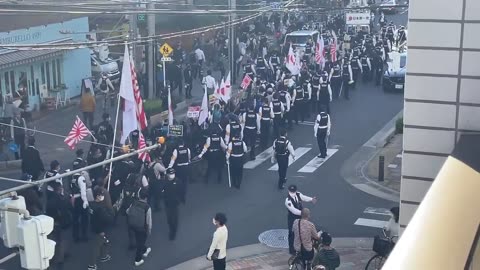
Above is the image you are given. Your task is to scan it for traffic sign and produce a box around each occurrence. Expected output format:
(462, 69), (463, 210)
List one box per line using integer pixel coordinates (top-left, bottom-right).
(137, 14), (146, 22)
(161, 57), (172, 62)
(159, 43), (173, 57)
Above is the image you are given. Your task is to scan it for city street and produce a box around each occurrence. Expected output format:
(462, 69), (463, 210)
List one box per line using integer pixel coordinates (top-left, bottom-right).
(0, 9), (407, 270)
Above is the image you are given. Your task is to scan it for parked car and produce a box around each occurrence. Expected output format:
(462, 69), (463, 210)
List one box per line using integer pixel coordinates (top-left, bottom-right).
(90, 51), (121, 83)
(383, 51), (407, 91)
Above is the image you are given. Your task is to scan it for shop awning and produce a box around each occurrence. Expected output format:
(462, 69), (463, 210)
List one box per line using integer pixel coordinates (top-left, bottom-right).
(0, 48), (65, 70)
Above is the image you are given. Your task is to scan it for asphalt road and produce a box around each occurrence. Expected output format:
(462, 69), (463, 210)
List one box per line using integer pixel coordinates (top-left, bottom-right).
(0, 10), (408, 270)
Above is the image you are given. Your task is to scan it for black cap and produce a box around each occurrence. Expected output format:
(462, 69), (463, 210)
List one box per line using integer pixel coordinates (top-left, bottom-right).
(288, 184), (297, 192)
(50, 160), (60, 170)
(321, 232), (332, 245)
(166, 168), (175, 175)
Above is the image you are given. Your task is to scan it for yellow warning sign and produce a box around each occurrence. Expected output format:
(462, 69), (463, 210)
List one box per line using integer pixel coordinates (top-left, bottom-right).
(159, 43), (173, 57)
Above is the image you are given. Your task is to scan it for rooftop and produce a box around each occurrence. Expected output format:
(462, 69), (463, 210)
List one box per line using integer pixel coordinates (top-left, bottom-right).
(0, 13), (85, 33)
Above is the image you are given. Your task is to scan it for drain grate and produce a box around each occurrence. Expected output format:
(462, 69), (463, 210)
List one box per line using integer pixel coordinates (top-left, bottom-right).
(258, 229), (289, 249)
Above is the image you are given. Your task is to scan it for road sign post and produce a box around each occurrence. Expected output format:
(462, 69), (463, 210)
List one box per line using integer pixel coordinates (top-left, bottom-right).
(159, 43), (174, 90)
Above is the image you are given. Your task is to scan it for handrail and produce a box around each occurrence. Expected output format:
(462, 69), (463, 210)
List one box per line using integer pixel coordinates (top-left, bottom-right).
(382, 134), (480, 269)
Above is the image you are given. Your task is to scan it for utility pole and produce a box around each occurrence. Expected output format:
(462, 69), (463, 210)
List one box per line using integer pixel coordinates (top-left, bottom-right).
(129, 12), (138, 64)
(228, 0), (237, 83)
(147, 1), (156, 98)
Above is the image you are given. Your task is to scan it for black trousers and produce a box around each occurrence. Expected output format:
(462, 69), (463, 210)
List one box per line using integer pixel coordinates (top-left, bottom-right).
(273, 114), (282, 138)
(176, 165), (190, 203)
(352, 69), (360, 88)
(134, 230), (148, 262)
(293, 100), (306, 123)
(82, 112), (94, 129)
(185, 81), (193, 97)
(72, 197), (89, 241)
(316, 129), (327, 157)
(206, 151), (224, 183)
(317, 99), (330, 115)
(331, 77), (341, 98)
(243, 128), (257, 159)
(276, 154), (289, 188)
(362, 67), (371, 82)
(229, 156), (244, 189)
(285, 110), (293, 129)
(14, 134), (25, 160)
(213, 258), (226, 270)
(165, 203), (179, 240)
(375, 67), (383, 86)
(341, 78), (351, 99)
(260, 119), (271, 148)
(148, 180), (163, 211)
(287, 216), (299, 255)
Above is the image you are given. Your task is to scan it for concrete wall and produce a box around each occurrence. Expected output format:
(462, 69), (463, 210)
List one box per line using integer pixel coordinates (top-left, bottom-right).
(400, 0), (480, 230)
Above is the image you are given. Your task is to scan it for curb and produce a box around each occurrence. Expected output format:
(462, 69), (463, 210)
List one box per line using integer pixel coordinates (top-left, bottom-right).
(341, 111), (403, 202)
(0, 159), (21, 170)
(166, 238), (372, 270)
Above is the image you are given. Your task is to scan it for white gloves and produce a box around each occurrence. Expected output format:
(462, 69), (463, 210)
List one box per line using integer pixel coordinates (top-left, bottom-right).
(83, 201), (89, 209)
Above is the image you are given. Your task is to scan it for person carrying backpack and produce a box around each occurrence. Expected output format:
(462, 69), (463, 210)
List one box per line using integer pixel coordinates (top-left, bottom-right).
(145, 156), (166, 211)
(122, 171), (148, 249)
(126, 188), (152, 267)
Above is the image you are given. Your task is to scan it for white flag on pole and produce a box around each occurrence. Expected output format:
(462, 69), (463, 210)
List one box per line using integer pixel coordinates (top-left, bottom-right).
(198, 85), (209, 126)
(119, 46), (138, 143)
(286, 44), (300, 75)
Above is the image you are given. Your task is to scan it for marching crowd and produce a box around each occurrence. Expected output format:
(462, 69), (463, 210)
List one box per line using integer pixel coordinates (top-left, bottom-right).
(10, 6), (407, 270)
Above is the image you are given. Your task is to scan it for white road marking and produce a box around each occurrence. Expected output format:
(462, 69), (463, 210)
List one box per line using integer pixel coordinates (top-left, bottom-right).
(298, 149), (339, 173)
(396, 154), (403, 158)
(363, 207), (392, 216)
(400, 9), (408, 14)
(244, 147), (273, 169)
(387, 164), (398, 169)
(299, 122), (315, 126)
(354, 218), (388, 229)
(268, 147), (311, 171)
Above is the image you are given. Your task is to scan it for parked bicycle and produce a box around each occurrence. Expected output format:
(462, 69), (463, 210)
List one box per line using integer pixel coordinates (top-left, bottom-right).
(365, 229), (397, 270)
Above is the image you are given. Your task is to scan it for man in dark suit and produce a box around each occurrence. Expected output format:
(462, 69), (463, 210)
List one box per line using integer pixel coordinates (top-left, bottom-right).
(21, 137), (44, 180)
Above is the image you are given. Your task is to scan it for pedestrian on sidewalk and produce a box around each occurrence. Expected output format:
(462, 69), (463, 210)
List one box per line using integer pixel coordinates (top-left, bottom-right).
(88, 186), (114, 270)
(207, 213), (228, 270)
(286, 185), (317, 255)
(312, 232), (340, 270)
(80, 87), (96, 129)
(293, 208), (320, 270)
(21, 137), (44, 181)
(126, 188), (152, 267)
(313, 108), (331, 159)
(10, 110), (26, 160)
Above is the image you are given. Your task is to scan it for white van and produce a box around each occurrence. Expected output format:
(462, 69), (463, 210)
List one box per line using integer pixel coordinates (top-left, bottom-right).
(90, 51), (121, 83)
(284, 30), (319, 52)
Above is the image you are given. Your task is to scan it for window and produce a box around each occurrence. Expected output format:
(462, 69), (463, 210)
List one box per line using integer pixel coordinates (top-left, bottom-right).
(4, 72), (10, 94)
(52, 60), (57, 88)
(9, 71), (15, 94)
(30, 66), (35, 96)
(56, 59), (62, 85)
(41, 63), (45, 85)
(46, 62), (51, 90)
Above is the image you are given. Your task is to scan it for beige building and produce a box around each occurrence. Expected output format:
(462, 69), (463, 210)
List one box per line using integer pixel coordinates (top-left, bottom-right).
(401, 0), (480, 229)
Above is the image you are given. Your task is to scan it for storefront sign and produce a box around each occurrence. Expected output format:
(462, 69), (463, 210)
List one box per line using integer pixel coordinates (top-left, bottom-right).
(0, 32), (42, 44)
(187, 106), (200, 118)
(345, 12), (371, 25)
(168, 125), (183, 137)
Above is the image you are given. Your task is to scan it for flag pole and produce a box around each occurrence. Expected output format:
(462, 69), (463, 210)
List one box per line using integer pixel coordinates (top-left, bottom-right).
(107, 91), (122, 191)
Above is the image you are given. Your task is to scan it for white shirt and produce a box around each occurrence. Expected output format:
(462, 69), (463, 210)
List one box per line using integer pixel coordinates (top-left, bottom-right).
(203, 75), (216, 89)
(285, 192), (313, 216)
(199, 137), (227, 158)
(385, 217), (400, 238)
(207, 225), (228, 259)
(195, 48), (205, 61)
(168, 147), (191, 168)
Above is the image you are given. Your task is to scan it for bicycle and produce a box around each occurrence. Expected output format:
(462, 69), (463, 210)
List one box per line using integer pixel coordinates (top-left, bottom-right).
(365, 229), (397, 270)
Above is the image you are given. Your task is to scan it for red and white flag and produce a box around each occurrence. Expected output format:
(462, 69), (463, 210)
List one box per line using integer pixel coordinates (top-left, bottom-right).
(216, 72), (232, 102)
(315, 34), (325, 65)
(286, 44), (300, 75)
(240, 74), (252, 89)
(64, 116), (90, 150)
(137, 131), (151, 162)
(120, 46), (139, 143)
(131, 59), (147, 131)
(331, 31), (337, 62)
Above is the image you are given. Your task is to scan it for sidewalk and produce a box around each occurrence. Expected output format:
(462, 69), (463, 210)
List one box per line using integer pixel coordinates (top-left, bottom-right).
(341, 111), (403, 202)
(167, 238), (374, 270)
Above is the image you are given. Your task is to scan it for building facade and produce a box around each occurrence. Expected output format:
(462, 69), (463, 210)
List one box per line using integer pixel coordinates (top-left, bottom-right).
(401, 0), (480, 230)
(0, 17), (91, 111)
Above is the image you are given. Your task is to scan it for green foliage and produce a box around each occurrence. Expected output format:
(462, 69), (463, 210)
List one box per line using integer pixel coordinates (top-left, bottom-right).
(395, 117), (404, 134)
(143, 99), (163, 117)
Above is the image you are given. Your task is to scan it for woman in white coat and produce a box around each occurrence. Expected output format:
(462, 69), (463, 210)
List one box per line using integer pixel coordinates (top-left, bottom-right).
(207, 213), (228, 270)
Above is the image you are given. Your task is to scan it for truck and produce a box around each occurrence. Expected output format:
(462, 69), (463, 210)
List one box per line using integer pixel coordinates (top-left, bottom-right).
(345, 9), (373, 34)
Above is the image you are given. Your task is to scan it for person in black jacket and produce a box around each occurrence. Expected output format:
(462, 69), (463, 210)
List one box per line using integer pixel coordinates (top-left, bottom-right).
(46, 182), (72, 270)
(21, 137), (44, 181)
(183, 64), (193, 98)
(163, 168), (181, 240)
(88, 187), (114, 270)
(312, 232), (341, 270)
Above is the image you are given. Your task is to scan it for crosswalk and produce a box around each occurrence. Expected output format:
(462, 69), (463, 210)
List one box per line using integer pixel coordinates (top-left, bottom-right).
(354, 207), (391, 229)
(243, 146), (339, 173)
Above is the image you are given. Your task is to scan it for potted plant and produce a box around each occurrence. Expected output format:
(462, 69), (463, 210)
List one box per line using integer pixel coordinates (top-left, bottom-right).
(143, 99), (163, 120)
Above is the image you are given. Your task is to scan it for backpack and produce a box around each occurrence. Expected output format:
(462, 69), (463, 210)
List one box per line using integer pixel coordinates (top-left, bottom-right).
(100, 79), (108, 91)
(127, 200), (149, 232)
(120, 173), (142, 214)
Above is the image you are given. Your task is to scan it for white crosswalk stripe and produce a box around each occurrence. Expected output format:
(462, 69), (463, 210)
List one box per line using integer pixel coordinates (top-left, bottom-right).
(243, 147), (273, 169)
(298, 149), (339, 173)
(268, 147), (311, 171)
(354, 207), (391, 229)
